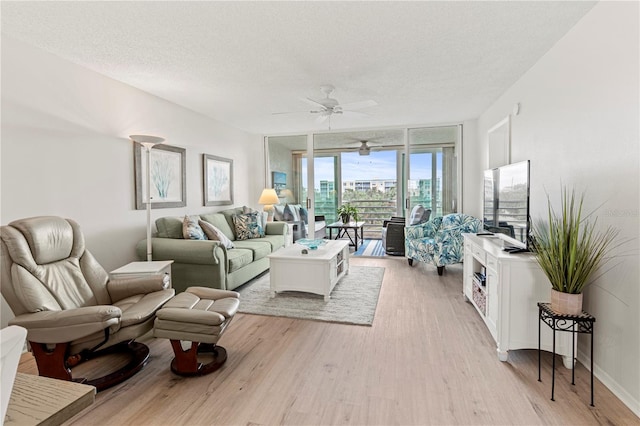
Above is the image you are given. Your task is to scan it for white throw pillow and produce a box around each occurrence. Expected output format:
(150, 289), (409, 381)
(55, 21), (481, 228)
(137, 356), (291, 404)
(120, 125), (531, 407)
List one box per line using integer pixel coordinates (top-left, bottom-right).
(199, 220), (235, 248)
(409, 205), (426, 226)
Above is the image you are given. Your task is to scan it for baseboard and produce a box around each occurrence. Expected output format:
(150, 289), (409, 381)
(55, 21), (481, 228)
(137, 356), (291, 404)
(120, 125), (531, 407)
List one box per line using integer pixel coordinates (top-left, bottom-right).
(577, 348), (640, 418)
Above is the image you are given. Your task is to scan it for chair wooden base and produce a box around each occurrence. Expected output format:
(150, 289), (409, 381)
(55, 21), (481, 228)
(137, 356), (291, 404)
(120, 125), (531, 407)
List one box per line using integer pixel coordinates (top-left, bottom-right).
(30, 340), (150, 392)
(169, 340), (227, 377)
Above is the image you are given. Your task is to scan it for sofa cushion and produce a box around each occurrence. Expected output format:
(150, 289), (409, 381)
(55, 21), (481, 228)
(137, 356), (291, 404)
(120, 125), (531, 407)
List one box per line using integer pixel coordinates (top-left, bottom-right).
(233, 240), (271, 261)
(199, 220), (234, 249)
(156, 217), (184, 239)
(219, 207), (246, 239)
(233, 213), (264, 240)
(183, 215), (207, 240)
(259, 234), (286, 251)
(200, 213), (235, 241)
(226, 248), (253, 273)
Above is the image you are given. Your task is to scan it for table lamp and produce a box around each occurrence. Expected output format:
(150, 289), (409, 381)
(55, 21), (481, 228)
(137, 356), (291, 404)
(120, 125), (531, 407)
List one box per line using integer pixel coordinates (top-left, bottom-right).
(258, 188), (280, 221)
(279, 188), (294, 203)
(130, 135), (165, 261)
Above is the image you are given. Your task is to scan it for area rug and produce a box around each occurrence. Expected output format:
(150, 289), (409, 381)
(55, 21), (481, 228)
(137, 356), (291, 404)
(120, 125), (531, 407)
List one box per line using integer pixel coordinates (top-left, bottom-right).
(236, 266), (385, 326)
(353, 239), (386, 257)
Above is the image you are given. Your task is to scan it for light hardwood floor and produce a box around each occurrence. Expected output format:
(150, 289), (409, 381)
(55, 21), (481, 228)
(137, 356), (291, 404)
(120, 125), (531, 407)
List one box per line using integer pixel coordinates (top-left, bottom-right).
(18, 257), (639, 425)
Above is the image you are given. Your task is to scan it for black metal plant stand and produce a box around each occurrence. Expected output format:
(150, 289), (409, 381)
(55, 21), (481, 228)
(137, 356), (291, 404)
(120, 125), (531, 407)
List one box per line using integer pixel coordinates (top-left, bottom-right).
(537, 302), (596, 406)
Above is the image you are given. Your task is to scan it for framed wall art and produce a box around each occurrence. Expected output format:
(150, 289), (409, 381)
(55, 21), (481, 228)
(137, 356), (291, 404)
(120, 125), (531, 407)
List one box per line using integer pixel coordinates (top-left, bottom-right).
(272, 171), (286, 195)
(203, 154), (233, 206)
(134, 144), (186, 209)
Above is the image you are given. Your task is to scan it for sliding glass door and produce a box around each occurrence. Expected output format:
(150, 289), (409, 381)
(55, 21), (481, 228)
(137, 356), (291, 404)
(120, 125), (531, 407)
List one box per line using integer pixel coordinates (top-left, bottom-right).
(406, 126), (459, 217)
(267, 125), (460, 240)
(300, 154), (339, 225)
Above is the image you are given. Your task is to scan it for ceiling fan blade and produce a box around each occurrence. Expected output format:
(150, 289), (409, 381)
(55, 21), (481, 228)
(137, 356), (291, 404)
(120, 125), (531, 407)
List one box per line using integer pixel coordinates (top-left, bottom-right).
(271, 110), (310, 115)
(301, 97), (327, 110)
(315, 114), (329, 124)
(342, 110), (370, 117)
(335, 100), (377, 111)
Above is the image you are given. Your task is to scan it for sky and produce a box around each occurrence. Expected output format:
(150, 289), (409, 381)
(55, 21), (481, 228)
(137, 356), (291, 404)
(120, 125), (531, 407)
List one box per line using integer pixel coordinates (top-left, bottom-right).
(304, 150), (440, 189)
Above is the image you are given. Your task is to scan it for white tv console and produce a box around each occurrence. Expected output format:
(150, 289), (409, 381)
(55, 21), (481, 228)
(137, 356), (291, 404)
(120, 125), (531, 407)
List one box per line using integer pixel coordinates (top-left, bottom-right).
(463, 233), (575, 368)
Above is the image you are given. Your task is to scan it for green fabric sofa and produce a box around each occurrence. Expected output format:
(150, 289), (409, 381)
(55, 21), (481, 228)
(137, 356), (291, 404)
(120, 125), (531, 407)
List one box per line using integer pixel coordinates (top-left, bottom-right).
(135, 207), (287, 293)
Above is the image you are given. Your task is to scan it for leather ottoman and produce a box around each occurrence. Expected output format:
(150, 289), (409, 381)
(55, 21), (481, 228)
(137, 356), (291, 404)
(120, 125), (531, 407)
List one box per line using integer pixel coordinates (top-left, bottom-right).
(153, 287), (239, 376)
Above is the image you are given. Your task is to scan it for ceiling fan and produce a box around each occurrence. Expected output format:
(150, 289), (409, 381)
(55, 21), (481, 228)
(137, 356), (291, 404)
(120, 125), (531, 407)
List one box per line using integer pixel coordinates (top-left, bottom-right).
(357, 140), (372, 156)
(347, 138), (382, 156)
(273, 85), (377, 124)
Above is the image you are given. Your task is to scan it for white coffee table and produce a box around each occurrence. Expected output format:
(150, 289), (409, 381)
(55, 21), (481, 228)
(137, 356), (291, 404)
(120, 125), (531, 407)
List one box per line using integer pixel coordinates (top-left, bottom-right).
(267, 240), (350, 301)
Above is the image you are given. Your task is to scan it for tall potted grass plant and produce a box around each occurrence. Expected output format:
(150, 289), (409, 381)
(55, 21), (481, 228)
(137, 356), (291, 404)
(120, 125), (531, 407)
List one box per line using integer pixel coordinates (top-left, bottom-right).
(531, 188), (619, 315)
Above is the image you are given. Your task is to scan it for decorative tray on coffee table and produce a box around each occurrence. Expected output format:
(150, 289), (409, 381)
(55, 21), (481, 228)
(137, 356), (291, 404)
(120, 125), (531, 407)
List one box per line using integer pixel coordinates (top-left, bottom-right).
(295, 239), (328, 250)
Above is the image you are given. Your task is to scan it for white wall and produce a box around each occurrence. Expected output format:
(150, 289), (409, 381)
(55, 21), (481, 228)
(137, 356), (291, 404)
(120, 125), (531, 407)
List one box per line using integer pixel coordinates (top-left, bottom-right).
(1, 37), (264, 327)
(461, 119), (480, 216)
(476, 2), (639, 415)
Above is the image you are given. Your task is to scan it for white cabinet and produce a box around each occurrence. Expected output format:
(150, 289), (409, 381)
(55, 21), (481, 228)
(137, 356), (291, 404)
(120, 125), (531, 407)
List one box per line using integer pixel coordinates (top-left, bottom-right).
(463, 234), (574, 367)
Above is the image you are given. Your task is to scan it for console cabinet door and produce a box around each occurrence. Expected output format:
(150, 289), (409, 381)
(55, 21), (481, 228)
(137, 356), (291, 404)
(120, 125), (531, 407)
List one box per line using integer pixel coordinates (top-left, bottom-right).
(463, 245), (474, 299)
(485, 260), (499, 340)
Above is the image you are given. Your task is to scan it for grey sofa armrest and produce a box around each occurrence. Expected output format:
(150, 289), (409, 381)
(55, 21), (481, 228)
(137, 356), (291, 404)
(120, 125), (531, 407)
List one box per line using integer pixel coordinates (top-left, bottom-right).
(265, 221), (287, 235)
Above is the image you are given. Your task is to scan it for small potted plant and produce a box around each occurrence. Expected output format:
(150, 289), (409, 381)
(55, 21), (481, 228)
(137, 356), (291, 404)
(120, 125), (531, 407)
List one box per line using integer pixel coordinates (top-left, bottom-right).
(337, 204), (359, 224)
(531, 187), (619, 315)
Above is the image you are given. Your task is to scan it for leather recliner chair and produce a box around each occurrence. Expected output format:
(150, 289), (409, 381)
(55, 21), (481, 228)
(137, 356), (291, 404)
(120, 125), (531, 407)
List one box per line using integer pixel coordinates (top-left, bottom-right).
(0, 216), (175, 391)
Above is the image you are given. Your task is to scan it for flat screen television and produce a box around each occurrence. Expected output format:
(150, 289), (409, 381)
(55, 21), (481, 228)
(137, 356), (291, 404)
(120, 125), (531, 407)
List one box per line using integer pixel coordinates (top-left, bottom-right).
(483, 160), (530, 250)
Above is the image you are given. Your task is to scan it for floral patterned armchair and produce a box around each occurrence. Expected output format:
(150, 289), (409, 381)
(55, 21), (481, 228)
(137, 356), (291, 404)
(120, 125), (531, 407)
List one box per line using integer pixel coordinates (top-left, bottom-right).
(405, 213), (481, 275)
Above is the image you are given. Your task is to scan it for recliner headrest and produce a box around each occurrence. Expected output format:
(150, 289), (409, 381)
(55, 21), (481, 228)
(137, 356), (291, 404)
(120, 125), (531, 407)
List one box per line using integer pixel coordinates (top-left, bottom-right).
(9, 216), (82, 265)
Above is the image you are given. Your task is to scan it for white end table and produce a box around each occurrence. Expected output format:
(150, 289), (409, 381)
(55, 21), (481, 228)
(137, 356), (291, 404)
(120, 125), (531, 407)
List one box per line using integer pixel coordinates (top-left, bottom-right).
(110, 260), (174, 288)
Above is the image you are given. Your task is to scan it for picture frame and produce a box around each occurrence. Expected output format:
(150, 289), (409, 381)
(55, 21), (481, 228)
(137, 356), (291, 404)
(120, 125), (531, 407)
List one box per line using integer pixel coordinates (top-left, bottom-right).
(134, 144), (186, 210)
(272, 171), (286, 195)
(203, 154), (233, 206)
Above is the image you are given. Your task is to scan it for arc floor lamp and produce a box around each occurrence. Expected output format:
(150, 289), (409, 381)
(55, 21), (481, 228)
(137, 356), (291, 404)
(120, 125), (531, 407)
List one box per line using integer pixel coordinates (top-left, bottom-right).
(130, 135), (165, 261)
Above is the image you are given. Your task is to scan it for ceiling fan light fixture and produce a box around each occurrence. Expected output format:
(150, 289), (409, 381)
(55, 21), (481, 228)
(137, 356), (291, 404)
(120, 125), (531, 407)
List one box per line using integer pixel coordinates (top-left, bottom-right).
(358, 145), (371, 156)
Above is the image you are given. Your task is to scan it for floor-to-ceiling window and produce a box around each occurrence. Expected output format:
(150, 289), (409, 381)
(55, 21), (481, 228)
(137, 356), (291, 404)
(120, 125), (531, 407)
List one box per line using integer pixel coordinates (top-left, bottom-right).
(407, 126), (458, 217)
(267, 125), (460, 238)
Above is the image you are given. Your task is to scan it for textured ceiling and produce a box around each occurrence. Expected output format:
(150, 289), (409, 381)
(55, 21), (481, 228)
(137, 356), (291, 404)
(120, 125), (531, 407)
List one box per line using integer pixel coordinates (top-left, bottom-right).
(1, 1), (596, 135)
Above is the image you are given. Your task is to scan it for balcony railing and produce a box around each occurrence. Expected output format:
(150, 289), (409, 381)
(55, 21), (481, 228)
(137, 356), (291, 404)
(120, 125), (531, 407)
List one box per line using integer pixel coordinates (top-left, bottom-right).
(314, 199), (399, 239)
(314, 198), (440, 239)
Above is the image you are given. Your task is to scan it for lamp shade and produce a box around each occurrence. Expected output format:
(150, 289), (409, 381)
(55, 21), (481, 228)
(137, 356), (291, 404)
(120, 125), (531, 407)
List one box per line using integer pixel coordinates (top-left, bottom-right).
(279, 188), (295, 203)
(130, 134), (165, 145)
(258, 188), (279, 205)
